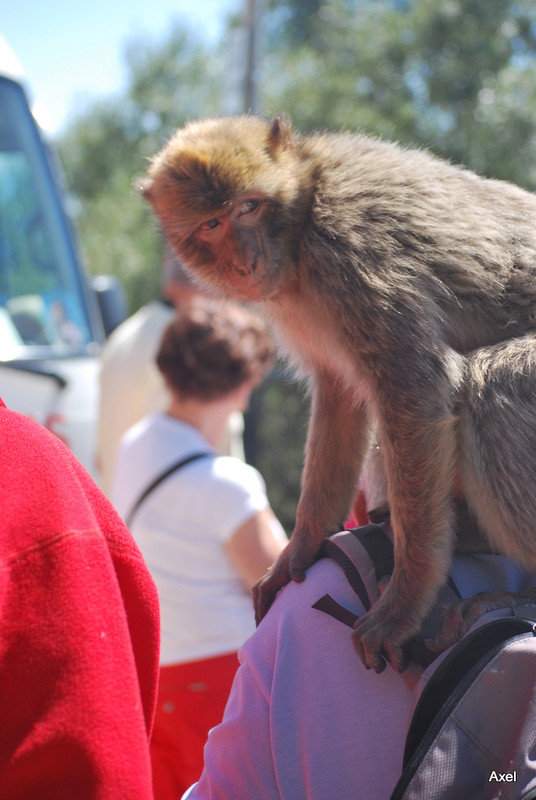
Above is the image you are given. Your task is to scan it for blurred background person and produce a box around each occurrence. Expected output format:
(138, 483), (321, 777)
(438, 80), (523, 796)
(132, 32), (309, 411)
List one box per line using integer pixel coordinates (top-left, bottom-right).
(110, 298), (287, 800)
(97, 247), (244, 494)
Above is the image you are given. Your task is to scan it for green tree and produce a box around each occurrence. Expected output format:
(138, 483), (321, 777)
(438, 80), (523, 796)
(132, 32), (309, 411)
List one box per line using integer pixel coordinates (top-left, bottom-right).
(57, 23), (225, 311)
(262, 0), (536, 186)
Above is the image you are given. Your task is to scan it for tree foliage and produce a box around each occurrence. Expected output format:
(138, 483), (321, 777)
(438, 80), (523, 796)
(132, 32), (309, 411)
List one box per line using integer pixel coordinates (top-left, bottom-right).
(261, 0), (536, 186)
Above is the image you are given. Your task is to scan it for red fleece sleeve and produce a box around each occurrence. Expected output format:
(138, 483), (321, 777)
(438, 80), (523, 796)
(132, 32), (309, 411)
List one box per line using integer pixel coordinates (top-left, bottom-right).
(0, 403), (160, 799)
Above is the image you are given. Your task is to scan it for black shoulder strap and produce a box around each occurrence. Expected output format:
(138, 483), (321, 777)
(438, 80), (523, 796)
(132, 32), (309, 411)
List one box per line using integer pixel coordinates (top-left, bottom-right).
(400, 614), (536, 780)
(126, 451), (213, 527)
(320, 524), (394, 611)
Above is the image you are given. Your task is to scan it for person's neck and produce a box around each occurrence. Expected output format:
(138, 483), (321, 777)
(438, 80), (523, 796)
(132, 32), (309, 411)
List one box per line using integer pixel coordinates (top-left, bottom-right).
(166, 395), (234, 451)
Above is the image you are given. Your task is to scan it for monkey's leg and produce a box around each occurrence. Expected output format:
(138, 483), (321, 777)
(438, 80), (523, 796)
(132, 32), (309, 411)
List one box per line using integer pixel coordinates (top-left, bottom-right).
(457, 333), (536, 567)
(253, 371), (371, 624)
(361, 449), (490, 541)
(429, 334), (536, 651)
(352, 357), (461, 673)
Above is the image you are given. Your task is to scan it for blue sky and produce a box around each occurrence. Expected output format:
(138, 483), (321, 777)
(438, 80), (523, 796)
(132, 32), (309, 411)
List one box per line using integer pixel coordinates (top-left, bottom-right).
(2, 0), (239, 134)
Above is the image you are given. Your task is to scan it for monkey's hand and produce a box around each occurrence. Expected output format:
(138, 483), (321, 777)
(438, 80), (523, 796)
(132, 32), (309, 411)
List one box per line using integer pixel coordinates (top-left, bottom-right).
(427, 587), (536, 653)
(253, 532), (323, 625)
(351, 583), (424, 674)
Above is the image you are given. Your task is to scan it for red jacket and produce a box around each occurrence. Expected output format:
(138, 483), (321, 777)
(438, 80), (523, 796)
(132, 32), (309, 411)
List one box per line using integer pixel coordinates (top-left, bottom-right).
(0, 399), (160, 798)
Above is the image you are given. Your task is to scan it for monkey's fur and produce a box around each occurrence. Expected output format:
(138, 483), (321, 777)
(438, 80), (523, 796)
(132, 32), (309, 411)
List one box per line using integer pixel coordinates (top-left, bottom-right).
(141, 115), (536, 673)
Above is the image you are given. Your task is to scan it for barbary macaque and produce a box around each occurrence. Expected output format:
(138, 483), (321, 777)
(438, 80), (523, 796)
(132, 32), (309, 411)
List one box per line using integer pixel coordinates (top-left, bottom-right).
(140, 114), (536, 673)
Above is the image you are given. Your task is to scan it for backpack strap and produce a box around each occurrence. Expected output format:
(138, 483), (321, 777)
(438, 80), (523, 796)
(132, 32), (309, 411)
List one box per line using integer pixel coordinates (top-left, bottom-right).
(313, 524), (462, 669)
(126, 451), (213, 527)
(320, 524), (395, 611)
(391, 609), (536, 799)
(401, 612), (536, 776)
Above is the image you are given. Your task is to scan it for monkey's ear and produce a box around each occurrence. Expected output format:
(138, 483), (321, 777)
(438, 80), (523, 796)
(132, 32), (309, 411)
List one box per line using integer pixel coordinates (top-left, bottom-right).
(268, 114), (293, 152)
(136, 176), (154, 204)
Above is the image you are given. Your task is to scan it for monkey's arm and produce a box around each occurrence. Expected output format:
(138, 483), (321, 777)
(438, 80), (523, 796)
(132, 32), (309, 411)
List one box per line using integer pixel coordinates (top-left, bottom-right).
(253, 371), (371, 624)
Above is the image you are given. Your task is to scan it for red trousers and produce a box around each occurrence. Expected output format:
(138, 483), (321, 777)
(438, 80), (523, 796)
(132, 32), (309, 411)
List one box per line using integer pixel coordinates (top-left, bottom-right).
(150, 651), (239, 800)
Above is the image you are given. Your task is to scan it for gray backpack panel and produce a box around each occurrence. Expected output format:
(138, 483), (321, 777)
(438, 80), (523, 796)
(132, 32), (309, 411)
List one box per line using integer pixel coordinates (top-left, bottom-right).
(314, 524), (536, 800)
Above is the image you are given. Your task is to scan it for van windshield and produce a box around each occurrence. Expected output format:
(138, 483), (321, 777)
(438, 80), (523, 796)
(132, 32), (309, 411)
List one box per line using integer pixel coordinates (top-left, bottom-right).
(0, 76), (95, 359)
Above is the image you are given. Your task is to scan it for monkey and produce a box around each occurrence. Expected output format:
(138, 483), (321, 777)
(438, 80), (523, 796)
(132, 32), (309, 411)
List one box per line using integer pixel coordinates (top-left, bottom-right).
(139, 114), (536, 673)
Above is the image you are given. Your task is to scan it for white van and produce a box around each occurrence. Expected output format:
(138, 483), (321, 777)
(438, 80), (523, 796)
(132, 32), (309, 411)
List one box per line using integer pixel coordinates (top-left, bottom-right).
(0, 37), (126, 476)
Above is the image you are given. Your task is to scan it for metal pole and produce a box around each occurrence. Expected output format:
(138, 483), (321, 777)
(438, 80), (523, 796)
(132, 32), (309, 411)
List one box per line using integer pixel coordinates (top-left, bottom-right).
(244, 0), (259, 112)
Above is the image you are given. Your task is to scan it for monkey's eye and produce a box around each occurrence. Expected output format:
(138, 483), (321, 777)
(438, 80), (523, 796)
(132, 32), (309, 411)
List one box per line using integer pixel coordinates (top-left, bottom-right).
(238, 199), (259, 216)
(200, 218), (221, 231)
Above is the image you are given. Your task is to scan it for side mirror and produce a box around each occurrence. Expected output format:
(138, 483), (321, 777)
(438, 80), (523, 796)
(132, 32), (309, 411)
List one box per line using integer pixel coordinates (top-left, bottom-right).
(92, 275), (127, 337)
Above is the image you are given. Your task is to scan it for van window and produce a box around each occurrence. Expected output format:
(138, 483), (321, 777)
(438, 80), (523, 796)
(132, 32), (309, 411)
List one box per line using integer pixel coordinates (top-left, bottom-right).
(0, 76), (95, 359)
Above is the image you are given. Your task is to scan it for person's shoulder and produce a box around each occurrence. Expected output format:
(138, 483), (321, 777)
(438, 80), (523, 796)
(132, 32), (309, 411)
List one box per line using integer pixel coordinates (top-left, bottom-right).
(275, 555), (361, 619)
(241, 556), (364, 675)
(101, 302), (173, 362)
(208, 456), (267, 497)
(132, 300), (174, 330)
(0, 403), (132, 554)
(112, 414), (168, 498)
(101, 306), (147, 353)
(212, 456), (265, 484)
(119, 412), (162, 449)
(0, 403), (90, 498)
(0, 402), (69, 465)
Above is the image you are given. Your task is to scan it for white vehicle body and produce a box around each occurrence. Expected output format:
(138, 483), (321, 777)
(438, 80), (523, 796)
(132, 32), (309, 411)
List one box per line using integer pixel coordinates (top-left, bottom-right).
(0, 37), (123, 478)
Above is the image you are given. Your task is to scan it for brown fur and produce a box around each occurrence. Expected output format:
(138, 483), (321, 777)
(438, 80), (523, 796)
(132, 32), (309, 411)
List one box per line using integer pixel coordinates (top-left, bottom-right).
(141, 115), (536, 672)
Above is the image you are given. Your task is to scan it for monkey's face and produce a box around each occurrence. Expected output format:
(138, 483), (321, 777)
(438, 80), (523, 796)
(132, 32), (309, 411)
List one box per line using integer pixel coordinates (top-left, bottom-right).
(180, 193), (293, 301)
(141, 116), (309, 302)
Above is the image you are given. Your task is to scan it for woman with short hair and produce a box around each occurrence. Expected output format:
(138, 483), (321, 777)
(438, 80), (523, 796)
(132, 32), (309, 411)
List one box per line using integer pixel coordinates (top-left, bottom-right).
(111, 299), (286, 800)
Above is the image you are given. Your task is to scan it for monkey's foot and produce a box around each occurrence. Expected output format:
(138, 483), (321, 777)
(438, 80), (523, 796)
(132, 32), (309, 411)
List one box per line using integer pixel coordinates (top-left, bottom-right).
(253, 534), (322, 624)
(428, 587), (536, 652)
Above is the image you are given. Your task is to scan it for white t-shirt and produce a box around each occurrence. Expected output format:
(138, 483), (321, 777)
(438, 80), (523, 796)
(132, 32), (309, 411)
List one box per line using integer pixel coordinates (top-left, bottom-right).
(111, 413), (274, 665)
